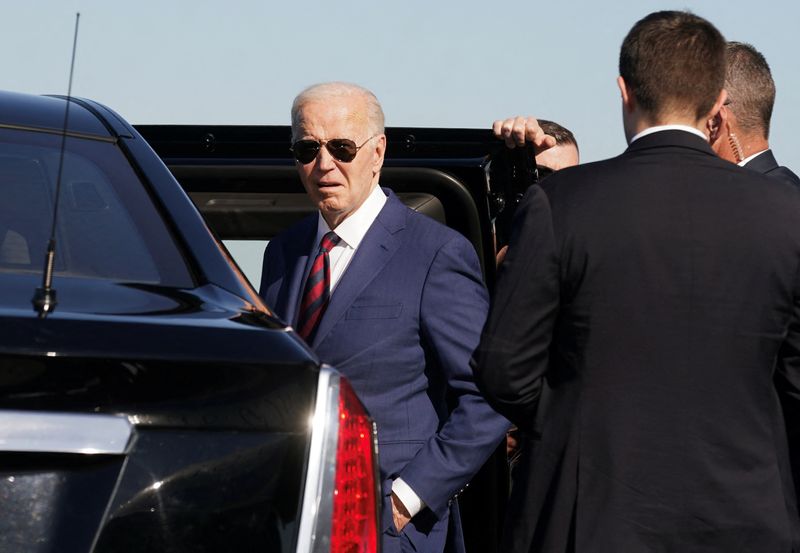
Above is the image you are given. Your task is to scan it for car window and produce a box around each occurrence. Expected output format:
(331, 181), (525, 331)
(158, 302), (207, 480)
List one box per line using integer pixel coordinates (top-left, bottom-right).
(0, 128), (192, 287)
(222, 239), (268, 289)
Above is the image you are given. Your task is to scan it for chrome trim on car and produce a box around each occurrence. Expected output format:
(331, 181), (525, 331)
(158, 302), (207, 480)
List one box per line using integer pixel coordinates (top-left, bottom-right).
(295, 366), (340, 553)
(0, 122), (117, 142)
(0, 410), (132, 454)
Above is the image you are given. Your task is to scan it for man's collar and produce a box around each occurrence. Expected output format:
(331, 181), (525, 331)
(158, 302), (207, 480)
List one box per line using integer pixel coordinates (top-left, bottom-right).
(316, 185), (387, 248)
(739, 149), (770, 167)
(630, 124), (707, 144)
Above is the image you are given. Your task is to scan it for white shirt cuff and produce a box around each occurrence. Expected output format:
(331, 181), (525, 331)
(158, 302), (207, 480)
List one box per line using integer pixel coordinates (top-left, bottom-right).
(392, 477), (426, 518)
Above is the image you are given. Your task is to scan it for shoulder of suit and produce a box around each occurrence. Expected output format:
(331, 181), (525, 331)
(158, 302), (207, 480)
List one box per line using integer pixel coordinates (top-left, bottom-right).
(740, 162), (800, 192)
(768, 165), (800, 189)
(536, 151), (800, 212)
(399, 201), (468, 246)
(267, 212), (316, 248)
(536, 158), (614, 197)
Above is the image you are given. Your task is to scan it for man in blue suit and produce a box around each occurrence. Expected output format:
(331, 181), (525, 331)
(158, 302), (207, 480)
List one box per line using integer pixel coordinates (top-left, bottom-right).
(259, 82), (508, 553)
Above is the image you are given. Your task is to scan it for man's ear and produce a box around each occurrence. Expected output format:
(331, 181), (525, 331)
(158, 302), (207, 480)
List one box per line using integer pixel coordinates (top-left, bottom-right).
(706, 89), (727, 123)
(617, 76), (635, 113)
(372, 134), (387, 175)
(707, 112), (723, 143)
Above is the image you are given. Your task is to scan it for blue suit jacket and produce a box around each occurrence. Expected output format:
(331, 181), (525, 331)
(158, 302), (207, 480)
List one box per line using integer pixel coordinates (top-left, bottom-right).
(260, 190), (508, 553)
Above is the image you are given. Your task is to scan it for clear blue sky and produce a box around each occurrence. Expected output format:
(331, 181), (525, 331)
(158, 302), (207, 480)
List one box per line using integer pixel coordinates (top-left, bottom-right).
(3, 1), (799, 171)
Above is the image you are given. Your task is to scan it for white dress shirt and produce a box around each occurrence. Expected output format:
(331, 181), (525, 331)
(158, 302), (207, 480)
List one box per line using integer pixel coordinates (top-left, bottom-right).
(739, 149), (769, 167)
(630, 124), (708, 144)
(312, 185), (426, 518)
(314, 184), (386, 292)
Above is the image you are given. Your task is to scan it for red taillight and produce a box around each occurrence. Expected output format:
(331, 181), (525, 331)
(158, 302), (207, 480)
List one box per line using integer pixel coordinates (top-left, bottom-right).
(330, 378), (378, 553)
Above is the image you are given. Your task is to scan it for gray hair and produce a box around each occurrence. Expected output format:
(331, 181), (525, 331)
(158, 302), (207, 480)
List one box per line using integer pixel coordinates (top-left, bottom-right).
(291, 82), (385, 140)
(725, 42), (775, 139)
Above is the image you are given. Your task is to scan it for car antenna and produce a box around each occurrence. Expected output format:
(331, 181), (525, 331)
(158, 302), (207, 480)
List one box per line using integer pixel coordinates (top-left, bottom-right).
(32, 12), (80, 319)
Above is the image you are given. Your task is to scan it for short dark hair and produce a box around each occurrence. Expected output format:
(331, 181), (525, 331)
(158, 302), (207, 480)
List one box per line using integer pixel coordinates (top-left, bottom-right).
(619, 11), (726, 121)
(725, 42), (775, 139)
(538, 119), (579, 154)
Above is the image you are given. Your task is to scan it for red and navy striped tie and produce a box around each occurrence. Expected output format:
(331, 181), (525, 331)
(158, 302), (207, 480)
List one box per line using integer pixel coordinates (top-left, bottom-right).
(297, 231), (341, 340)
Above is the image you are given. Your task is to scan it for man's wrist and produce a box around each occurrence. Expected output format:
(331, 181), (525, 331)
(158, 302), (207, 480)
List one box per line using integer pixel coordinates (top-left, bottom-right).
(391, 477), (425, 518)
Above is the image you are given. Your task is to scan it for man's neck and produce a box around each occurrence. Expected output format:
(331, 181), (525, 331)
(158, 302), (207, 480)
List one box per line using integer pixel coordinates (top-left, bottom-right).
(630, 124), (707, 144)
(318, 185), (386, 247)
(321, 183), (381, 229)
(627, 113), (707, 143)
(732, 130), (769, 162)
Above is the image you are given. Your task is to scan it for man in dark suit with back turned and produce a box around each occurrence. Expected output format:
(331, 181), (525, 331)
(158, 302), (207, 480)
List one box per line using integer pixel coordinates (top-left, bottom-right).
(708, 41), (800, 187)
(260, 82), (508, 553)
(474, 11), (800, 552)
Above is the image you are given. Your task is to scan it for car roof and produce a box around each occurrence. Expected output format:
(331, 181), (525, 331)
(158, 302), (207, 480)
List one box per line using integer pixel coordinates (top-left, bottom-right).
(0, 89), (112, 139)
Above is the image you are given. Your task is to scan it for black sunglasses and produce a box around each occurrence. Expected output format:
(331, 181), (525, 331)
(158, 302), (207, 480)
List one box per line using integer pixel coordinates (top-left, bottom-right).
(291, 135), (378, 164)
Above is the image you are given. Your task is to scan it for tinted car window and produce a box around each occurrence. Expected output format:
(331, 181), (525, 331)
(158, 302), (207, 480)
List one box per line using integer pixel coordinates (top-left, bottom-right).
(0, 128), (192, 287)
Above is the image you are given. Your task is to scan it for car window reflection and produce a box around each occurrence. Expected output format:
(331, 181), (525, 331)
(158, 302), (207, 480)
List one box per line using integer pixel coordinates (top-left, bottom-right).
(0, 128), (192, 287)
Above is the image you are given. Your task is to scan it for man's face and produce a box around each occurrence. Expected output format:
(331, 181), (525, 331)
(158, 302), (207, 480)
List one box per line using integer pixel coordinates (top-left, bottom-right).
(293, 96), (386, 229)
(537, 143), (579, 173)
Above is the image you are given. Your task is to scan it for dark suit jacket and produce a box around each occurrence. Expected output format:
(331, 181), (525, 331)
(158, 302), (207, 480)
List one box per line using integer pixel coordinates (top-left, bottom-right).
(744, 149), (800, 188)
(261, 190), (508, 553)
(474, 130), (800, 552)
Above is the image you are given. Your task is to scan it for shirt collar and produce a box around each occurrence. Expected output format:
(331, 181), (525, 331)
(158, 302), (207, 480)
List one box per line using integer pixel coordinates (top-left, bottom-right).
(316, 185), (387, 249)
(631, 124), (708, 144)
(739, 149), (769, 167)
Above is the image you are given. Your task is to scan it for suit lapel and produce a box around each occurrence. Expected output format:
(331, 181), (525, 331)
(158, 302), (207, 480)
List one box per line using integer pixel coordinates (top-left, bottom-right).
(311, 192), (407, 349)
(281, 215), (317, 326)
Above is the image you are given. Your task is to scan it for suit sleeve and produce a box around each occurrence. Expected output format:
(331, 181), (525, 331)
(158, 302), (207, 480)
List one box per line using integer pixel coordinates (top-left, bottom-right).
(258, 241), (276, 298)
(775, 263), (800, 499)
(258, 239), (286, 313)
(397, 232), (510, 520)
(472, 184), (561, 432)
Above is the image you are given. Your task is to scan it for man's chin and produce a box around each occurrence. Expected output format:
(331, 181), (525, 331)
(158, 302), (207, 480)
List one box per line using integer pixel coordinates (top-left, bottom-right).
(316, 200), (350, 228)
(317, 198), (343, 213)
